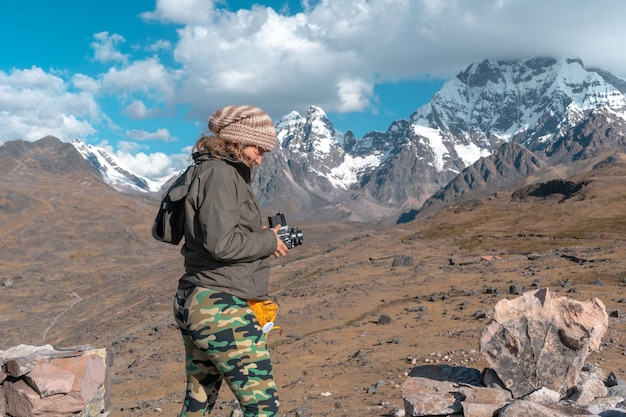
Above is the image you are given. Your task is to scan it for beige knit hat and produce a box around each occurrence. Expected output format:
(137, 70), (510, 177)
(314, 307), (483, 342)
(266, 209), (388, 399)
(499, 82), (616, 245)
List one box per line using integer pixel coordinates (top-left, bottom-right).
(208, 105), (277, 152)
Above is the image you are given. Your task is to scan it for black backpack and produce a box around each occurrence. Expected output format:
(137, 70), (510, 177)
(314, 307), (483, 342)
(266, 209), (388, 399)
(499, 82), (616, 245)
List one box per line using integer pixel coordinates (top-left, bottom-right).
(152, 162), (202, 245)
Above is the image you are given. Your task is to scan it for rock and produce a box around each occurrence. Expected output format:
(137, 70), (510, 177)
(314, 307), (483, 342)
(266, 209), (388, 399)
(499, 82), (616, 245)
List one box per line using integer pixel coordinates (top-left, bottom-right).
(482, 368), (508, 391)
(392, 255), (414, 268)
(0, 344), (57, 361)
(0, 345), (109, 417)
(6, 357), (37, 378)
(4, 379), (86, 416)
(608, 385), (626, 398)
(498, 399), (597, 416)
(0, 384), (5, 417)
(580, 363), (606, 385)
(521, 387), (560, 404)
(607, 371), (626, 387)
(458, 385), (512, 417)
(569, 377), (609, 405)
(593, 408), (626, 416)
(586, 396), (626, 415)
(401, 375), (465, 416)
(399, 289), (622, 417)
(479, 288), (608, 398)
(2, 344), (58, 378)
(24, 361), (75, 396)
(401, 365), (502, 416)
(472, 310), (488, 320)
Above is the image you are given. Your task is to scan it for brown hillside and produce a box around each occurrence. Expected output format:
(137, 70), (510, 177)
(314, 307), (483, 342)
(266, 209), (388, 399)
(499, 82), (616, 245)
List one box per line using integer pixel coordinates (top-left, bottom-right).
(1, 149), (626, 416)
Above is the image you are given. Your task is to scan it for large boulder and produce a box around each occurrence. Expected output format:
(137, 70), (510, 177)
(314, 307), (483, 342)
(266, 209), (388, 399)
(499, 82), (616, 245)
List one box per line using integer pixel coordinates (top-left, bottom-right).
(479, 288), (608, 398)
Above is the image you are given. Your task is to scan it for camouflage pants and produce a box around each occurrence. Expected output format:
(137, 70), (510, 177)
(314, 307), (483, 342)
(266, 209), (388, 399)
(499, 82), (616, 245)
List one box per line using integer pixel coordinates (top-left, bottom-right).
(173, 286), (279, 417)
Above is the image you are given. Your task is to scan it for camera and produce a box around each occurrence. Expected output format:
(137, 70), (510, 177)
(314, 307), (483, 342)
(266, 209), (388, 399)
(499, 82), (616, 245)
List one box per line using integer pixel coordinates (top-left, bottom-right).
(268, 212), (303, 249)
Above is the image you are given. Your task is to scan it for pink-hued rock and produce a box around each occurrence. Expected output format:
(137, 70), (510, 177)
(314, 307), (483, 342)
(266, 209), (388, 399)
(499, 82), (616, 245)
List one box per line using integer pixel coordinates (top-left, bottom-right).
(81, 353), (107, 403)
(25, 361), (75, 397)
(479, 288), (608, 398)
(0, 345), (109, 417)
(1, 345), (58, 378)
(4, 379), (85, 417)
(50, 353), (107, 403)
(0, 383), (6, 417)
(3, 379), (42, 417)
(6, 357), (36, 378)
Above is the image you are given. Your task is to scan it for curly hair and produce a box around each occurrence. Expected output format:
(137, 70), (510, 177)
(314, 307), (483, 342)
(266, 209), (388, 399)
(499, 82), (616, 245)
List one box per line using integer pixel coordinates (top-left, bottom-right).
(193, 132), (254, 166)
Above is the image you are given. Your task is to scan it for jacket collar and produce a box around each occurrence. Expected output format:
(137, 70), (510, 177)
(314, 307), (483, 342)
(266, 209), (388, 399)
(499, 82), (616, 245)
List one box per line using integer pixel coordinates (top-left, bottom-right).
(192, 152), (252, 183)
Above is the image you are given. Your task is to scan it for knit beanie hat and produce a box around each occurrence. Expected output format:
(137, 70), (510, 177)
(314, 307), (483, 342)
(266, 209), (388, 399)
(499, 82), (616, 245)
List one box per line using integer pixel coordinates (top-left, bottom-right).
(208, 105), (277, 152)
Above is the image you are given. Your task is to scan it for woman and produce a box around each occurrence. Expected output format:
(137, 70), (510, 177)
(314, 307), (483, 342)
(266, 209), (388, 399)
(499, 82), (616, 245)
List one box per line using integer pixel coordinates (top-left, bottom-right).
(173, 105), (288, 417)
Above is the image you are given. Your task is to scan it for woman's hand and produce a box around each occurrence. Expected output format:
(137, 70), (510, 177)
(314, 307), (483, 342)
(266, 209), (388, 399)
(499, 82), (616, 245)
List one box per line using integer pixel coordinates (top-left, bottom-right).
(272, 225), (289, 257)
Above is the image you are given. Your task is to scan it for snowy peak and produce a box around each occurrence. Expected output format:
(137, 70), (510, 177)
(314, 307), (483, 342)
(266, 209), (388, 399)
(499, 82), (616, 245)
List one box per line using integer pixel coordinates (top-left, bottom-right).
(272, 105), (388, 192)
(410, 57), (626, 151)
(71, 139), (162, 193)
(277, 105), (346, 167)
(303, 106), (343, 157)
(259, 57), (626, 223)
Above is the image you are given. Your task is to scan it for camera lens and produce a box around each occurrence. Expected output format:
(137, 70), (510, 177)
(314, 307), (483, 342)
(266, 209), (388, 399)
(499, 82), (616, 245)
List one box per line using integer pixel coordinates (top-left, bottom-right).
(289, 227), (303, 247)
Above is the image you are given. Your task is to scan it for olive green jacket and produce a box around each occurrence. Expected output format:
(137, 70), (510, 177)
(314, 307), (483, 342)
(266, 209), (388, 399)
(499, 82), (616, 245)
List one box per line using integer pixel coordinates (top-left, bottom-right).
(178, 154), (277, 300)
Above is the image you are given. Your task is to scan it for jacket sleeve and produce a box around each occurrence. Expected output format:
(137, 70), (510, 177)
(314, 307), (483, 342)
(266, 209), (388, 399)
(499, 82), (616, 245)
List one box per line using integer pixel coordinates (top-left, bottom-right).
(194, 166), (277, 263)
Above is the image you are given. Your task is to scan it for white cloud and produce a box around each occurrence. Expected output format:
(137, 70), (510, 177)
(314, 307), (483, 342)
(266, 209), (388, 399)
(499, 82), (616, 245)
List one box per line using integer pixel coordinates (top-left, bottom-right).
(71, 73), (101, 94)
(337, 78), (374, 112)
(125, 127), (174, 142)
(142, 0), (217, 25)
(115, 140), (143, 153)
(117, 150), (176, 178)
(173, 6), (361, 119)
(157, 0), (626, 123)
(148, 39), (172, 52)
(99, 139), (188, 180)
(0, 113), (96, 143)
(124, 100), (153, 119)
(0, 65), (65, 91)
(0, 67), (100, 143)
(115, 149), (189, 179)
(91, 32), (129, 63)
(100, 57), (178, 97)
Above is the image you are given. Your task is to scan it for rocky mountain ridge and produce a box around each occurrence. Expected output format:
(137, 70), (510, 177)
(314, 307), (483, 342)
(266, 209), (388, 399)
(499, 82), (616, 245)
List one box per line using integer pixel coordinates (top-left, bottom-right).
(257, 57), (626, 223)
(71, 138), (163, 194)
(30, 56), (626, 224)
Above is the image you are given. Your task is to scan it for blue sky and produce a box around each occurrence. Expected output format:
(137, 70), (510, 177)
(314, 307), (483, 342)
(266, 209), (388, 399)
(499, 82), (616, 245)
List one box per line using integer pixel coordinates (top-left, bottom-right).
(2, 0), (626, 182)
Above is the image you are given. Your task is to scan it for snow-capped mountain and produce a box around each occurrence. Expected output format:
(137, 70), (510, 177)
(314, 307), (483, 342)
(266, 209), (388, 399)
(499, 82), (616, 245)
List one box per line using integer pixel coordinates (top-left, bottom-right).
(71, 139), (163, 193)
(274, 107), (383, 191)
(66, 56), (626, 224)
(256, 57), (626, 223)
(411, 57), (625, 154)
